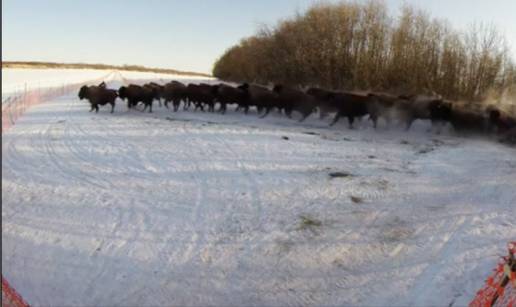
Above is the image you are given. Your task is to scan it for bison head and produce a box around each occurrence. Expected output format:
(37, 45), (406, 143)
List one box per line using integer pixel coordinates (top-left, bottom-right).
(489, 109), (501, 122)
(272, 84), (284, 93)
(429, 100), (452, 121)
(78, 86), (89, 100)
(237, 83), (249, 91)
(118, 86), (127, 100)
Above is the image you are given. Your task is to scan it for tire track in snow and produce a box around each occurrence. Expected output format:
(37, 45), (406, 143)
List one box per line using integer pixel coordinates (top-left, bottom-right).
(403, 215), (470, 305)
(40, 101), (106, 189)
(208, 129), (267, 292)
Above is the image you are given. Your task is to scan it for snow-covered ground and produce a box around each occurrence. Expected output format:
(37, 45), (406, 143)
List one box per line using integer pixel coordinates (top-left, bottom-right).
(1, 68), (113, 99)
(1, 68), (213, 102)
(2, 72), (516, 306)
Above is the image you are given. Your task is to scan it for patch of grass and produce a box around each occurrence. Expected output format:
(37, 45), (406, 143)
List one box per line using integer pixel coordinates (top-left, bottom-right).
(417, 146), (434, 154)
(350, 196), (364, 204)
(329, 171), (353, 178)
(302, 131), (319, 136)
(297, 215), (322, 232)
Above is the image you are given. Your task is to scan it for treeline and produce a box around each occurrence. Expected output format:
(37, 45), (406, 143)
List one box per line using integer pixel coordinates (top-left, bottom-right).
(213, 1), (516, 104)
(2, 61), (212, 78)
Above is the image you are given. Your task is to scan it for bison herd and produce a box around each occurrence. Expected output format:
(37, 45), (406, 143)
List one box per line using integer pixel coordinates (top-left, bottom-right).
(78, 81), (516, 137)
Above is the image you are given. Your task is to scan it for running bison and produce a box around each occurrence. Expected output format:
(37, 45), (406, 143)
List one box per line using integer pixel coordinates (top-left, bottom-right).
(162, 81), (188, 111)
(78, 83), (118, 113)
(118, 84), (156, 113)
(273, 85), (318, 121)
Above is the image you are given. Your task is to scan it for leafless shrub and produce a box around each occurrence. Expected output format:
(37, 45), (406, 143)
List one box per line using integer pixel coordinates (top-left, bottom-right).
(213, 0), (515, 107)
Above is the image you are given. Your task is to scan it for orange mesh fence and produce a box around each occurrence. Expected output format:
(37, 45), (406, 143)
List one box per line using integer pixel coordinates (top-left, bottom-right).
(1, 73), (111, 134)
(2, 277), (29, 307)
(470, 242), (516, 307)
(1, 73), (113, 306)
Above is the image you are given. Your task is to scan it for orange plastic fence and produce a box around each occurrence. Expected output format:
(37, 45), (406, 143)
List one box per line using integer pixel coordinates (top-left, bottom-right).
(2, 74), (109, 133)
(1, 73), (112, 307)
(470, 242), (516, 307)
(1, 277), (30, 307)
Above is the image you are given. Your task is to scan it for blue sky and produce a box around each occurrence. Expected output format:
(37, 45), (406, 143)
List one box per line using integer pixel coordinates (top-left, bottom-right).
(2, 0), (515, 74)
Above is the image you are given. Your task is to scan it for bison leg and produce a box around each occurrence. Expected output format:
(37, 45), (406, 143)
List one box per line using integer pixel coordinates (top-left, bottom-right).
(259, 107), (272, 118)
(149, 102), (153, 113)
(330, 112), (341, 126)
(405, 118), (414, 131)
(347, 116), (355, 129)
(89, 104), (94, 112)
(370, 115), (378, 129)
(385, 116), (392, 128)
(219, 103), (226, 114)
(431, 120), (444, 134)
(110, 103), (115, 113)
(95, 105), (99, 113)
(299, 112), (310, 122)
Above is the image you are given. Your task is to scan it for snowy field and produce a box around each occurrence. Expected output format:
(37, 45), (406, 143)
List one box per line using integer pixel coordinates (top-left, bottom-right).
(2, 71), (516, 306)
(1, 68), (113, 99)
(1, 68), (213, 101)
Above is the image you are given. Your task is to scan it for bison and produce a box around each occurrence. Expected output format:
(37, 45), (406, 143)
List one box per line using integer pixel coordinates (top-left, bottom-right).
(118, 84), (156, 113)
(185, 83), (217, 112)
(306, 87), (338, 119)
(448, 107), (487, 133)
(486, 106), (516, 134)
(215, 83), (248, 114)
(329, 92), (371, 128)
(273, 85), (318, 121)
(366, 93), (409, 129)
(162, 81), (187, 111)
(78, 84), (117, 113)
(395, 95), (452, 131)
(144, 82), (164, 107)
(236, 84), (278, 116)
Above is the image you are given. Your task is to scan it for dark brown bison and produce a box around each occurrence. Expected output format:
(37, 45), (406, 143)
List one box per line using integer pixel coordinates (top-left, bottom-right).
(396, 95), (452, 131)
(306, 87), (338, 119)
(499, 127), (516, 145)
(118, 84), (156, 113)
(366, 93), (409, 129)
(215, 84), (248, 114)
(273, 85), (318, 121)
(185, 83), (217, 112)
(486, 106), (516, 134)
(329, 92), (371, 128)
(162, 81), (187, 111)
(78, 84), (117, 113)
(144, 82), (164, 107)
(237, 84), (277, 116)
(447, 107), (487, 133)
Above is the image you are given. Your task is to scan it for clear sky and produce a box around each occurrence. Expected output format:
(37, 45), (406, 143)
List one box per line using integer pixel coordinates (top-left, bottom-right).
(2, 0), (515, 74)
